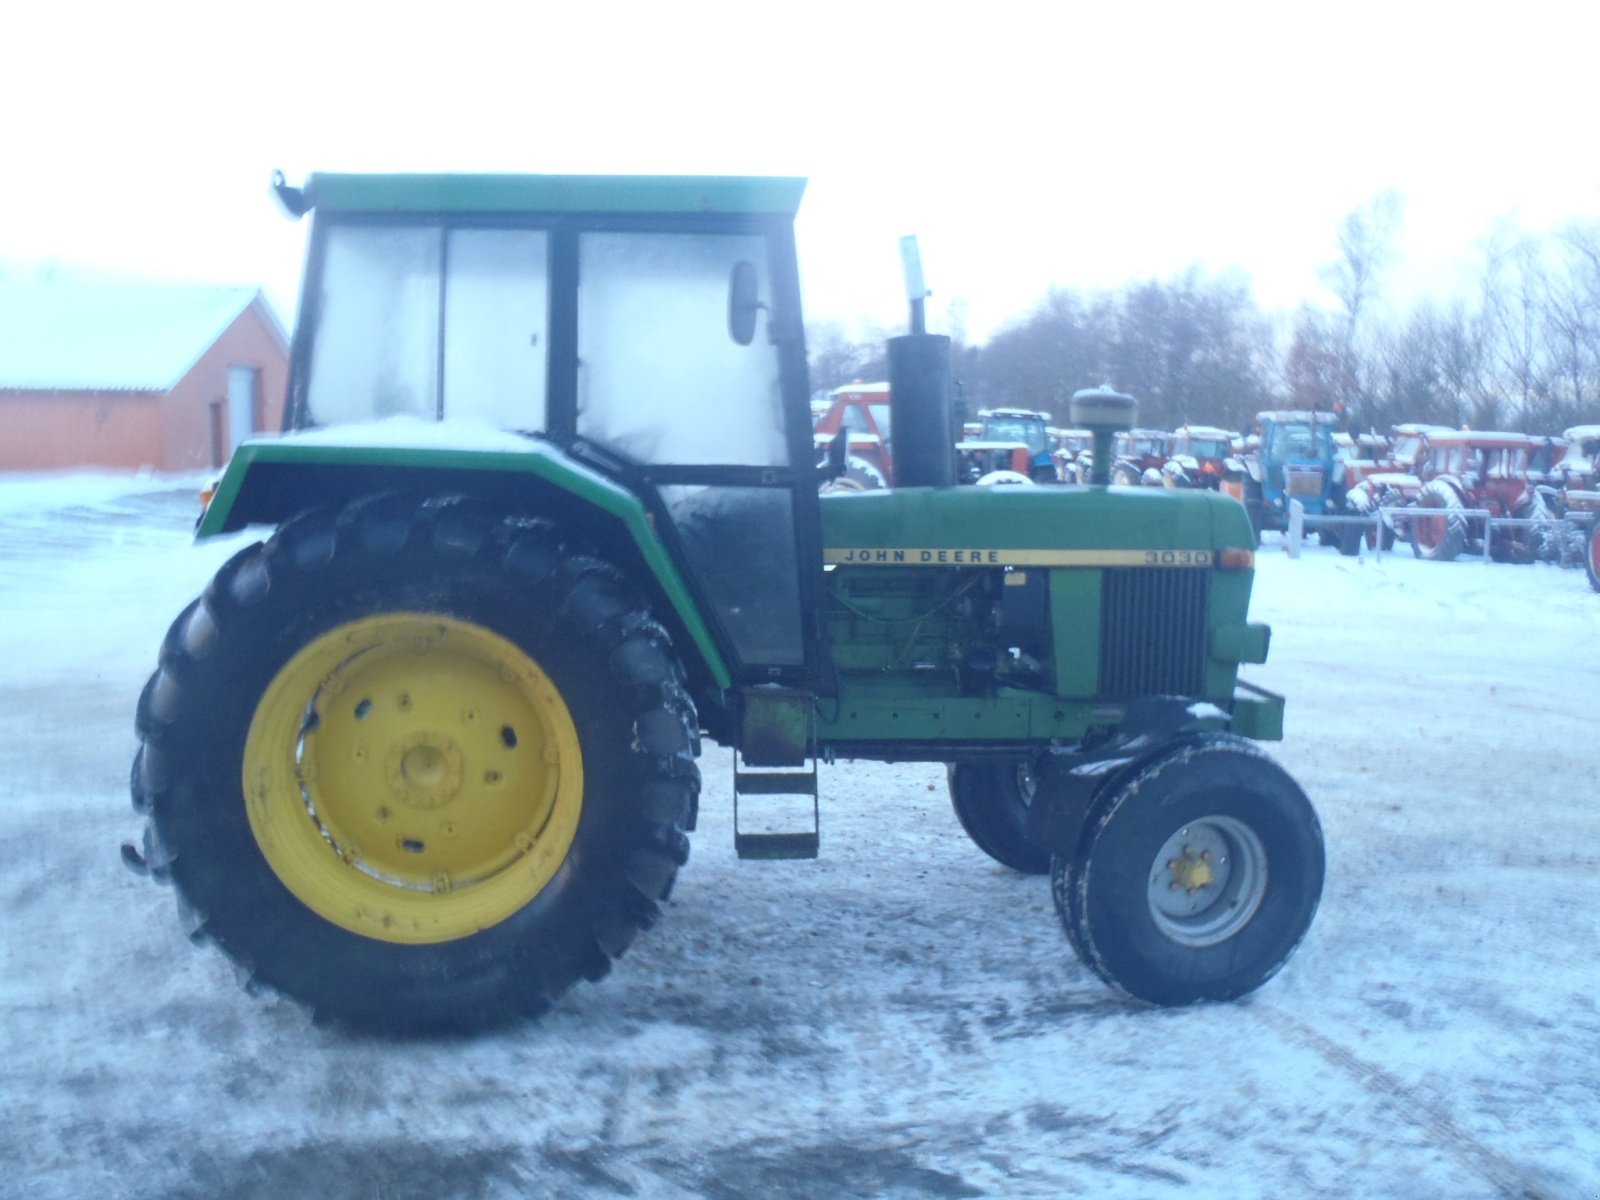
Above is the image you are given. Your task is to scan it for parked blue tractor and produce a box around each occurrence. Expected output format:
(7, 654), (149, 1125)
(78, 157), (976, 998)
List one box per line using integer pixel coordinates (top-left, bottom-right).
(1223, 411), (1346, 544)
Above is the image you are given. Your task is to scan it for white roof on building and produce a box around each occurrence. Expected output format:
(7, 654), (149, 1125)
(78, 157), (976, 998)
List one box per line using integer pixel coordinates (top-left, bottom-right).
(0, 274), (284, 391)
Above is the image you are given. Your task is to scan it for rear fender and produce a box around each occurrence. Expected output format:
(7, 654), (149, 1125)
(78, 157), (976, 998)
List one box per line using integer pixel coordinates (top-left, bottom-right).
(198, 440), (733, 690)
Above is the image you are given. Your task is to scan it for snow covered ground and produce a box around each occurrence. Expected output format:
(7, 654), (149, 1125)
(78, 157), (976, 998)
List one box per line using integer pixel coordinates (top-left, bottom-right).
(1, 474), (1596, 1200)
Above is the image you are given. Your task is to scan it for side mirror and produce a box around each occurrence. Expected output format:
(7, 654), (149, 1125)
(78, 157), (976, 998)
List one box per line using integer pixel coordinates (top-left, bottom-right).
(823, 430), (848, 481)
(728, 261), (764, 346)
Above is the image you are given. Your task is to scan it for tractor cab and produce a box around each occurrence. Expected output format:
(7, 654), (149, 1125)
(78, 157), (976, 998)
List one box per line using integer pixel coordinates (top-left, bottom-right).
(224, 173), (829, 693)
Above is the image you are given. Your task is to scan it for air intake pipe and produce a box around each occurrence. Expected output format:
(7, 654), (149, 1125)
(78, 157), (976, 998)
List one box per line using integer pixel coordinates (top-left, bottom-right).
(1070, 385), (1137, 486)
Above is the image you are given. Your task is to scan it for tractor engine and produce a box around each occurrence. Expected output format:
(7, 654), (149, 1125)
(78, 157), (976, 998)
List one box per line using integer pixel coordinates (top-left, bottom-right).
(822, 565), (1050, 695)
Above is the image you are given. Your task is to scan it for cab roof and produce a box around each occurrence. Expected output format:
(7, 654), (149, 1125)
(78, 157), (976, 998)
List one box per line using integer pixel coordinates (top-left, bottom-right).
(300, 173), (809, 217)
(1423, 430), (1534, 449)
(1257, 410), (1339, 425)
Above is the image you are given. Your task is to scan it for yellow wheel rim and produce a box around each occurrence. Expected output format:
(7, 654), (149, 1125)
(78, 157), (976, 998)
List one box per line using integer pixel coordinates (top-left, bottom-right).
(243, 614), (583, 944)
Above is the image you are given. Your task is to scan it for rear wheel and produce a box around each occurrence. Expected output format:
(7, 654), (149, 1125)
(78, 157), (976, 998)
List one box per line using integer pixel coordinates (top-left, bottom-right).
(1337, 521), (1363, 556)
(1051, 735), (1324, 1005)
(1514, 493), (1556, 563)
(1410, 481), (1466, 561)
(131, 495), (698, 1033)
(947, 761), (1051, 874)
(1587, 521), (1600, 592)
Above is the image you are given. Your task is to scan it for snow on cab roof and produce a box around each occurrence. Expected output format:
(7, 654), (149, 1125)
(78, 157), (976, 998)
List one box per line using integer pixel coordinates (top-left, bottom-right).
(1562, 424), (1600, 440)
(1422, 430), (1535, 447)
(0, 273), (282, 391)
(1174, 424), (1231, 438)
(980, 407), (1049, 419)
(303, 173), (809, 218)
(1256, 410), (1339, 424)
(831, 382), (889, 396)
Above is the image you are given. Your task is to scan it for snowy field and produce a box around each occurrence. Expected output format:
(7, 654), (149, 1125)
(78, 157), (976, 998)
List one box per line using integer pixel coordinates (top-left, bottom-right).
(1, 473), (1596, 1200)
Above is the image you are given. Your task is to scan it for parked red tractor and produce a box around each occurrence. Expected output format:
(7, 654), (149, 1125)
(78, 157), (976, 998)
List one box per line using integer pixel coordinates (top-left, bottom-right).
(812, 382), (893, 489)
(1162, 425), (1233, 490)
(1406, 431), (1553, 563)
(1342, 424), (1451, 550)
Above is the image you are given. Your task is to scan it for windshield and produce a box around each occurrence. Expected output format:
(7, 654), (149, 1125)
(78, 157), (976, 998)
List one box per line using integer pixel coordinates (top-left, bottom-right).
(1184, 438), (1228, 458)
(1267, 423), (1322, 461)
(1560, 438), (1599, 468)
(307, 226), (551, 430)
(301, 221), (789, 467)
(983, 417), (1047, 454)
(868, 403), (892, 443)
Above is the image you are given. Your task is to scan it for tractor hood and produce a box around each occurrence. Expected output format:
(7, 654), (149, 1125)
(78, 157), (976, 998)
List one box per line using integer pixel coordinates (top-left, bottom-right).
(820, 485), (1252, 563)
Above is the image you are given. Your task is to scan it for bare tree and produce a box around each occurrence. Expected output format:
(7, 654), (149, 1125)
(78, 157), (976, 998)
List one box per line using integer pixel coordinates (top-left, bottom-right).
(1316, 190), (1406, 427)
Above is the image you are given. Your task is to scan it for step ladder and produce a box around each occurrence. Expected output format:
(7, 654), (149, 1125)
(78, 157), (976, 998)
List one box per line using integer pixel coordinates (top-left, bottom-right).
(733, 755), (819, 859)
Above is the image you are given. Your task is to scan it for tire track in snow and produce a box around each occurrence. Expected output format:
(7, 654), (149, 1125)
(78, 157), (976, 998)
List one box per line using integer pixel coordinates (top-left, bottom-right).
(1260, 1007), (1556, 1200)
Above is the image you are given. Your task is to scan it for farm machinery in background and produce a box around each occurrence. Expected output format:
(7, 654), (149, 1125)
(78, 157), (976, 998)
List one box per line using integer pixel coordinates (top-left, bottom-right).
(1339, 423), (1450, 550)
(123, 170), (1325, 1034)
(1162, 425), (1234, 490)
(1399, 431), (1554, 562)
(1222, 411), (1345, 541)
(977, 407), (1058, 482)
(811, 381), (893, 489)
(1050, 427), (1094, 482)
(1072, 428), (1173, 486)
(1343, 428), (1560, 563)
(1541, 425), (1600, 581)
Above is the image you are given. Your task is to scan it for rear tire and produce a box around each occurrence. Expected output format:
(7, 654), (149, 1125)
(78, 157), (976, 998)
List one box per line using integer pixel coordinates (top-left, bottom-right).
(1337, 522), (1363, 557)
(131, 495), (698, 1033)
(1514, 493), (1555, 563)
(1051, 735), (1324, 1005)
(947, 761), (1051, 874)
(1587, 521), (1600, 592)
(1410, 481), (1466, 561)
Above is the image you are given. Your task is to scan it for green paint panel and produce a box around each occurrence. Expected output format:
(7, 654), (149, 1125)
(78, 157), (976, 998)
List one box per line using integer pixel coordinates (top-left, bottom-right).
(821, 485), (1238, 554)
(813, 693), (1099, 743)
(305, 173), (808, 217)
(1230, 691), (1285, 741)
(1049, 568), (1101, 698)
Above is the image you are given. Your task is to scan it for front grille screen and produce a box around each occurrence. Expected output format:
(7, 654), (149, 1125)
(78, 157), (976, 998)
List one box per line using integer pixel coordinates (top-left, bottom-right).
(1285, 467), (1326, 497)
(1099, 568), (1209, 697)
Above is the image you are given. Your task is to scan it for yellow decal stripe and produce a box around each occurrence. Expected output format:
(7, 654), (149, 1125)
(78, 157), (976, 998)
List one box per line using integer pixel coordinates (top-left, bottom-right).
(823, 548), (1214, 567)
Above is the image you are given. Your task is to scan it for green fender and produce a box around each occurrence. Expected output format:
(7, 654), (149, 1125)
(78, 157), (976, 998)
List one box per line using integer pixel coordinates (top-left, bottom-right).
(198, 436), (732, 691)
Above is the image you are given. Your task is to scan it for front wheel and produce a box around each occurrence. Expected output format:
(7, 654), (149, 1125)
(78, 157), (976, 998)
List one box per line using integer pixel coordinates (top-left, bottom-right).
(131, 495), (698, 1033)
(947, 761), (1050, 874)
(1051, 735), (1324, 1005)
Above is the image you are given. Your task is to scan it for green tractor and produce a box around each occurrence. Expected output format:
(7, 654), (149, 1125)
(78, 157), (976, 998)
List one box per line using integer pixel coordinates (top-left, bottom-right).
(125, 173), (1323, 1033)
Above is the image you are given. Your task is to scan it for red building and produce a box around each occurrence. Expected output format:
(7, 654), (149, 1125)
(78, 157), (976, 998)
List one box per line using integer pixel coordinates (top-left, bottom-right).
(0, 274), (289, 471)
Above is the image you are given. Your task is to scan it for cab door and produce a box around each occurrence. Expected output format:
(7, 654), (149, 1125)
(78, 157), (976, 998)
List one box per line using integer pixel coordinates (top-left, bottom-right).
(564, 223), (826, 686)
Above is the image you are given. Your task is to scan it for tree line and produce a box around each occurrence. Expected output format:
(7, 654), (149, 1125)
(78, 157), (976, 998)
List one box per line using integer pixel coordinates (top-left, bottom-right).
(808, 196), (1600, 438)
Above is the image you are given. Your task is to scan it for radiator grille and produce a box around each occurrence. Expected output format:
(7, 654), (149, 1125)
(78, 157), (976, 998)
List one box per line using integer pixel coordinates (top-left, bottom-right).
(1099, 568), (1209, 697)
(1285, 466), (1326, 497)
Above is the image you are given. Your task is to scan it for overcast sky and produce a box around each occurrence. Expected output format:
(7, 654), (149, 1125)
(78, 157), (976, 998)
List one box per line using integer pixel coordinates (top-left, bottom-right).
(4, 0), (1596, 344)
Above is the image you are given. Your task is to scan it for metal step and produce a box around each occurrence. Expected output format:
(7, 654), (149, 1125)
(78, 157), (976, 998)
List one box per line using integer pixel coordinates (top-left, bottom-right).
(734, 770), (817, 795)
(733, 757), (819, 860)
(734, 830), (820, 860)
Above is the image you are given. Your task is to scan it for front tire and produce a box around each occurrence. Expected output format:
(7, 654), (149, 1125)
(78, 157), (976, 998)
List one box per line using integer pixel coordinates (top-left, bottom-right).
(131, 495), (698, 1033)
(947, 761), (1051, 874)
(1051, 735), (1324, 1005)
